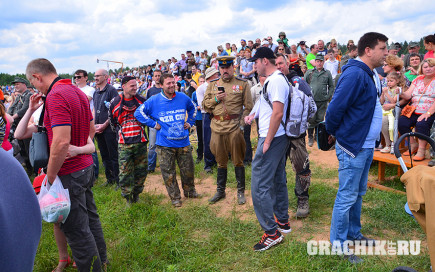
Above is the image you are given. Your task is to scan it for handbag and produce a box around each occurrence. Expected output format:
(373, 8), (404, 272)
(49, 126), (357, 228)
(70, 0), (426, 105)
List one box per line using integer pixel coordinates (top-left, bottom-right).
(401, 102), (415, 118)
(29, 77), (61, 170)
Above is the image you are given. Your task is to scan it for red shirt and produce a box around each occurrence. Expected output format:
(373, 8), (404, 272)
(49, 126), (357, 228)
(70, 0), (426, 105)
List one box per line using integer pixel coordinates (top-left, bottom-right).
(44, 79), (93, 176)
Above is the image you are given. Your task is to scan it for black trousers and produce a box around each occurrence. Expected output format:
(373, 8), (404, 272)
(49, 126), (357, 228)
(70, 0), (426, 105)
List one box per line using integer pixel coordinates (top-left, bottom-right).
(95, 129), (119, 183)
(60, 166), (106, 272)
(195, 119), (203, 160)
(243, 124), (252, 163)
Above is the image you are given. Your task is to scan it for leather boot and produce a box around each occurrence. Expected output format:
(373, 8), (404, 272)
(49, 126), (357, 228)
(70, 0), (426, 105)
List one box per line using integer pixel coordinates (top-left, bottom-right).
(307, 128), (314, 147)
(235, 166), (246, 205)
(209, 168), (227, 204)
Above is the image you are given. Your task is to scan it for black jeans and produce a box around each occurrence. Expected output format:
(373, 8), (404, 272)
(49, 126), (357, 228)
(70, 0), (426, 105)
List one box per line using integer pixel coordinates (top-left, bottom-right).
(243, 124), (252, 163)
(96, 129), (119, 183)
(59, 166), (106, 272)
(195, 119), (203, 160)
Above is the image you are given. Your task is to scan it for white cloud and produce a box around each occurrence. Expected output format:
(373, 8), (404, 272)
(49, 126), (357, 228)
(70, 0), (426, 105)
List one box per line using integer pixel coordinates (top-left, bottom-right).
(1, 0), (434, 75)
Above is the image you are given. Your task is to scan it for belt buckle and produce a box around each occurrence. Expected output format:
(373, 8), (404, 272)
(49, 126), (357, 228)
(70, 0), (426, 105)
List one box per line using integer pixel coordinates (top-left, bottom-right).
(220, 116), (224, 121)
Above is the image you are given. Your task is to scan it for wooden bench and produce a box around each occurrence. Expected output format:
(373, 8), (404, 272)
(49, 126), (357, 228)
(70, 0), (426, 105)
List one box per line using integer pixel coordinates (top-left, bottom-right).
(372, 151), (430, 182)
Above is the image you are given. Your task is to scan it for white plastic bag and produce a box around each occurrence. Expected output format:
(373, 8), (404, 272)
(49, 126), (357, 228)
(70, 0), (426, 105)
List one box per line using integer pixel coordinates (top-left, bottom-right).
(37, 175), (71, 223)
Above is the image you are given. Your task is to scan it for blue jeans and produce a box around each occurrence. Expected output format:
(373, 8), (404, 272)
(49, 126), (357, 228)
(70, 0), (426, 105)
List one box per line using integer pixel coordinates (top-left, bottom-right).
(148, 127), (157, 171)
(330, 143), (374, 250)
(251, 135), (289, 234)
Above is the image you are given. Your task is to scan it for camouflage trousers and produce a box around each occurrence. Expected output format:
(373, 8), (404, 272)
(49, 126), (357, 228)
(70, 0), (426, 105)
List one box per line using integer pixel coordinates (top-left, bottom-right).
(287, 136), (311, 200)
(118, 142), (148, 199)
(157, 145), (195, 202)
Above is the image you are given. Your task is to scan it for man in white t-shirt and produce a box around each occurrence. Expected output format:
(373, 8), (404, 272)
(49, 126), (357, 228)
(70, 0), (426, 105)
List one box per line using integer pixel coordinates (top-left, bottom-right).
(196, 67), (219, 173)
(74, 69), (95, 112)
(245, 47), (290, 251)
(74, 69), (98, 181)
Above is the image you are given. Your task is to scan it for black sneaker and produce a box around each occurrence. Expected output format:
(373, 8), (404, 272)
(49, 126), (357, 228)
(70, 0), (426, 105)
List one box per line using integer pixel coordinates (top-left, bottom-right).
(275, 219), (292, 234)
(253, 230), (283, 251)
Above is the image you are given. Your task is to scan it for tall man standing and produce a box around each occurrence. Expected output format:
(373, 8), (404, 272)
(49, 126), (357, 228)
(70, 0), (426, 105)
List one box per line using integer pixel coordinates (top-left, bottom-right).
(326, 32), (388, 264)
(109, 76), (148, 204)
(26, 58), (107, 271)
(245, 47), (290, 251)
(74, 69), (99, 181)
(135, 73), (199, 207)
(93, 69), (119, 187)
(146, 69), (163, 173)
(203, 56), (253, 205)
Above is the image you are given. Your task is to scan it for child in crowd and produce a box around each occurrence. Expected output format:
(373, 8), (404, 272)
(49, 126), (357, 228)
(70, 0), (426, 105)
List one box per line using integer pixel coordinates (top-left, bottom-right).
(379, 72), (405, 153)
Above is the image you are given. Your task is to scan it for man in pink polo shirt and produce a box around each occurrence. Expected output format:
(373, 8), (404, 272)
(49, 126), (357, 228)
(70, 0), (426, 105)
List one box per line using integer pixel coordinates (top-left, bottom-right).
(26, 58), (106, 271)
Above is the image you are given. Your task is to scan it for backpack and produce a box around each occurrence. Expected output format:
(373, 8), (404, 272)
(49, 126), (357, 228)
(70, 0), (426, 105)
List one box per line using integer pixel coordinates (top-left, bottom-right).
(263, 73), (317, 138)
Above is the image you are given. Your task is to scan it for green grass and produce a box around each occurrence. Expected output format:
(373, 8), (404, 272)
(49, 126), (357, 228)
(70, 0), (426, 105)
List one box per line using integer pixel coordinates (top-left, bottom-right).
(33, 142), (431, 271)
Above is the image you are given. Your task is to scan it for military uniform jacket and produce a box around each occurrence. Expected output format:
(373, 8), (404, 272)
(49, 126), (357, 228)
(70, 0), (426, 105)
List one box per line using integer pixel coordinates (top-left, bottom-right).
(202, 76), (253, 134)
(7, 89), (32, 127)
(304, 68), (334, 102)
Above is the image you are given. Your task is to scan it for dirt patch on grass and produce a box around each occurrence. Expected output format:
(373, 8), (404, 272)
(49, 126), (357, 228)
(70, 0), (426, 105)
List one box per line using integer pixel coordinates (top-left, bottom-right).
(307, 139), (339, 169)
(143, 172), (258, 222)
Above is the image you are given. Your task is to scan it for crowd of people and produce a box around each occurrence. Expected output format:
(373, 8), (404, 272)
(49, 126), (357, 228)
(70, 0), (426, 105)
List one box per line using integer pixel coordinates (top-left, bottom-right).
(1, 31), (435, 271)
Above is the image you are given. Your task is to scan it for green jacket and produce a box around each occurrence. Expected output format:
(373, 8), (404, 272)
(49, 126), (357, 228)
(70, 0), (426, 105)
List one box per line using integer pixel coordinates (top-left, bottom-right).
(304, 68), (334, 102)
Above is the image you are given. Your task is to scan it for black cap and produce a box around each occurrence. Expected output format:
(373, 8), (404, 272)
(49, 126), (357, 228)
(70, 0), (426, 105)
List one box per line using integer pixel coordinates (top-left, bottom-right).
(121, 76), (136, 85)
(247, 47), (276, 62)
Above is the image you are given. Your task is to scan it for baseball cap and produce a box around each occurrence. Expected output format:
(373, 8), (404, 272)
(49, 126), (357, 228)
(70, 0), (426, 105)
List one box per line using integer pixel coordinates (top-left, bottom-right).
(315, 54), (324, 61)
(409, 41), (419, 48)
(121, 76), (136, 85)
(11, 77), (30, 87)
(248, 47), (276, 62)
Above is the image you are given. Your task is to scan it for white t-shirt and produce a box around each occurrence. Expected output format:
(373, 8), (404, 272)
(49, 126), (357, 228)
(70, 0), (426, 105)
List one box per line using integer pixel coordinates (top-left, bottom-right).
(80, 85), (95, 112)
(196, 82), (208, 113)
(258, 70), (289, 138)
(323, 59), (339, 79)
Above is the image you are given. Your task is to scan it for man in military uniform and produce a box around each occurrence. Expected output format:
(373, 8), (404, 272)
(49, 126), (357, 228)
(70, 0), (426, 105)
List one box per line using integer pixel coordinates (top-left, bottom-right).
(9, 77), (33, 169)
(202, 56), (253, 205)
(304, 54), (334, 147)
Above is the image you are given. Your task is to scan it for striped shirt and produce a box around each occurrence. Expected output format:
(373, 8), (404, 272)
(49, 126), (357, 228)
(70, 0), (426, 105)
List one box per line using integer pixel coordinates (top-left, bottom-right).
(44, 79), (93, 176)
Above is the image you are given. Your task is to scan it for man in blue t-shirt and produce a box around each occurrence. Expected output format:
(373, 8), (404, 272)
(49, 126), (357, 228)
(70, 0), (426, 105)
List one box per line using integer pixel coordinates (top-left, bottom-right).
(135, 73), (199, 207)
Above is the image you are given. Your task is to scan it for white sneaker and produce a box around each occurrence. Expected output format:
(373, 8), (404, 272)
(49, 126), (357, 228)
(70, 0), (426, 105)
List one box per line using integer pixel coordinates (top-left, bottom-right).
(380, 146), (391, 153)
(375, 145), (383, 151)
(390, 144), (395, 154)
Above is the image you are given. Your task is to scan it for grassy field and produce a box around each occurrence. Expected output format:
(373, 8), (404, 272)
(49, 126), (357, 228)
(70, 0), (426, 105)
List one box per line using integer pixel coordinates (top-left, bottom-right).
(33, 143), (431, 272)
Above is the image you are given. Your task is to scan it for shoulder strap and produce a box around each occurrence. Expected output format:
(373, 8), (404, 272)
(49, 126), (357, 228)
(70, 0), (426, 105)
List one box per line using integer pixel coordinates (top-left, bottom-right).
(262, 73), (291, 128)
(39, 76), (61, 132)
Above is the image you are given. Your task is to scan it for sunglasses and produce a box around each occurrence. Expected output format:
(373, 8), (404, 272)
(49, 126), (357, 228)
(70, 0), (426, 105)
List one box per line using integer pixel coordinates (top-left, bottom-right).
(74, 75), (83, 79)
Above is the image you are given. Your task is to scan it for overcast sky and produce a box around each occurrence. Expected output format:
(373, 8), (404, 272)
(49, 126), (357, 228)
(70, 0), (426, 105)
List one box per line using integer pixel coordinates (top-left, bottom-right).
(1, 0), (434, 75)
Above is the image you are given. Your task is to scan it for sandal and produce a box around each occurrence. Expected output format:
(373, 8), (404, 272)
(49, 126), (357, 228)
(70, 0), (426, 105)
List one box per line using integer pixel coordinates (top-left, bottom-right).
(52, 256), (72, 272)
(413, 149), (426, 161)
(403, 146), (418, 156)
